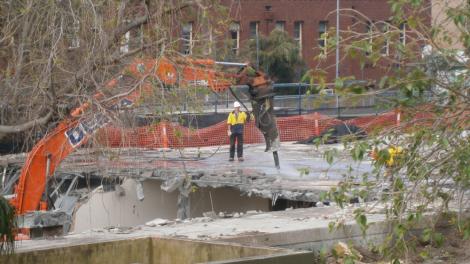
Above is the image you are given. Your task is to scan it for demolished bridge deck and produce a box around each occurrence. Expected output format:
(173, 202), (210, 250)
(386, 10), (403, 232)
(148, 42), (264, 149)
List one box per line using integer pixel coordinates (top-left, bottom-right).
(2, 142), (373, 203)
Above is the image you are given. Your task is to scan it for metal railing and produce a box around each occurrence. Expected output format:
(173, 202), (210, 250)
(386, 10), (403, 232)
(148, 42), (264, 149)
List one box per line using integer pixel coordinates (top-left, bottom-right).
(201, 83), (420, 118)
(132, 83), (433, 118)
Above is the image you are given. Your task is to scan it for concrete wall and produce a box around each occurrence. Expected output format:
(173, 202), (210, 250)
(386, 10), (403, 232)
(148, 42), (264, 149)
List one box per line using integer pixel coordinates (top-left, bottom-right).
(190, 186), (270, 217)
(3, 237), (314, 264)
(72, 179), (270, 233)
(72, 179), (178, 232)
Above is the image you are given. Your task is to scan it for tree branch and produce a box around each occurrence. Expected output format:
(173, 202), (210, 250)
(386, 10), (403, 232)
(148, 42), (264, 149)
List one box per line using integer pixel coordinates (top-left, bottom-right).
(109, 12), (149, 49)
(105, 41), (162, 65)
(0, 111), (53, 134)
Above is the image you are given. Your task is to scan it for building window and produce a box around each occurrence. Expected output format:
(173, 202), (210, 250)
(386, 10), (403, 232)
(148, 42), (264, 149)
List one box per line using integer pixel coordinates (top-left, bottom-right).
(207, 27), (213, 55)
(230, 22), (240, 55)
(275, 21), (285, 31)
(249, 21), (259, 39)
(294, 21), (303, 55)
(381, 22), (390, 55)
(399, 22), (406, 46)
(120, 31), (130, 54)
(366, 21), (373, 55)
(182, 22), (193, 55)
(366, 21), (373, 38)
(68, 20), (80, 49)
(318, 20), (328, 47)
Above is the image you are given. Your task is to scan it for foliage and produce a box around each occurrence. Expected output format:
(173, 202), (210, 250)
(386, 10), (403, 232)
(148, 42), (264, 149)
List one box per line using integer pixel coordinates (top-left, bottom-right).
(0, 196), (15, 254)
(241, 29), (306, 83)
(305, 0), (470, 262)
(0, 0), (223, 151)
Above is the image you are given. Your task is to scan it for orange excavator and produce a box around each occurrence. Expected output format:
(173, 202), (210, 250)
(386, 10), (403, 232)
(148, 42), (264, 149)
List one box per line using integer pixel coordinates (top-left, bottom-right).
(9, 57), (280, 224)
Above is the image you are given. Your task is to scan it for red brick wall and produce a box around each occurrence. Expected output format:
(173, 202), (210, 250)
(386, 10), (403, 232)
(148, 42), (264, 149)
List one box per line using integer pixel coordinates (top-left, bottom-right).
(219, 0), (431, 82)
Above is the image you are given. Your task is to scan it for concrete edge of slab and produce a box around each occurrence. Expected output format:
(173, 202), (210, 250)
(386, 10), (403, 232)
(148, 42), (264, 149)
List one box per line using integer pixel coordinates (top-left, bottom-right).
(217, 216), (391, 250)
(203, 251), (316, 264)
(9, 235), (315, 264)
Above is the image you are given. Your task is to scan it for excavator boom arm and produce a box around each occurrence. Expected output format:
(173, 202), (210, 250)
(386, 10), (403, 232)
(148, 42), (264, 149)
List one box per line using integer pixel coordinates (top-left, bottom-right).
(10, 57), (279, 215)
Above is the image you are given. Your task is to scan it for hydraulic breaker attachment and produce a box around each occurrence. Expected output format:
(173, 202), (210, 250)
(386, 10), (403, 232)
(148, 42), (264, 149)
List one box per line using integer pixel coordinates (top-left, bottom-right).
(236, 65), (281, 169)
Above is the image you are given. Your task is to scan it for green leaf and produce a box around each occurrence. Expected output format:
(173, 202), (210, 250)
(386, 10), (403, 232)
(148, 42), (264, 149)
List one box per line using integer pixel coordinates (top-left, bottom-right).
(351, 143), (367, 161)
(324, 150), (335, 165)
(419, 250), (429, 259)
(433, 232), (444, 247)
(328, 221), (336, 232)
(344, 257), (355, 264)
(463, 228), (470, 240)
(297, 167), (310, 177)
(334, 78), (344, 89)
(357, 214), (367, 227)
(355, 214), (368, 235)
(394, 224), (407, 239)
(422, 228), (432, 242)
(379, 76), (388, 89)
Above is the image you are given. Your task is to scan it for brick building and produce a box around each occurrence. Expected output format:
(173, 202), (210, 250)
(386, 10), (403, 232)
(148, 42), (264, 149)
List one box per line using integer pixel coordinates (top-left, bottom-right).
(179, 0), (431, 82)
(225, 0), (407, 81)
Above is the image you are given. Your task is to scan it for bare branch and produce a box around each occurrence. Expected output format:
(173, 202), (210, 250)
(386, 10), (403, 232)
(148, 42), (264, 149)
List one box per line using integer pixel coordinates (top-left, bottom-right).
(0, 111), (53, 134)
(117, 0), (130, 26)
(110, 12), (149, 49)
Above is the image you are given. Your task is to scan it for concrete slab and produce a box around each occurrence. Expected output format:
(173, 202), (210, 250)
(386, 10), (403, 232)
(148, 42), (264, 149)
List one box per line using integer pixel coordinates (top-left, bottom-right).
(1, 142), (373, 203)
(1, 141), (377, 240)
(13, 205), (388, 254)
(52, 142), (373, 202)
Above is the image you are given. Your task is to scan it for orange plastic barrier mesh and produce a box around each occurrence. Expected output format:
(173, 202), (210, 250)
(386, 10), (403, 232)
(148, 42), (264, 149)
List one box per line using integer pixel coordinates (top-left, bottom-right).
(346, 111), (397, 133)
(96, 111), (408, 149)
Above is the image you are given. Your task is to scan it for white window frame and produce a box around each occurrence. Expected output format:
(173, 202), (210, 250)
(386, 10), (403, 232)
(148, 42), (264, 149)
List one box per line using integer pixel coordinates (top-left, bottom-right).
(381, 22), (390, 56)
(120, 31), (130, 54)
(275, 21), (285, 31)
(69, 20), (80, 49)
(230, 22), (240, 55)
(365, 21), (374, 55)
(318, 20), (328, 47)
(294, 21), (303, 56)
(208, 26), (213, 55)
(249, 21), (259, 39)
(182, 22), (193, 55)
(400, 22), (407, 46)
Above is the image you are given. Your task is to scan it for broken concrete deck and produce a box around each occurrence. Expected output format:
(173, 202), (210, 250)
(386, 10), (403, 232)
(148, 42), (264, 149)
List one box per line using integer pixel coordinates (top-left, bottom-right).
(1, 142), (373, 202)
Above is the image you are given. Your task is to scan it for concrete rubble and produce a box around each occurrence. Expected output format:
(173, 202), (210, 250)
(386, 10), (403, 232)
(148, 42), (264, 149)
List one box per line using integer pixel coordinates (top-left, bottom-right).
(0, 142), (377, 235)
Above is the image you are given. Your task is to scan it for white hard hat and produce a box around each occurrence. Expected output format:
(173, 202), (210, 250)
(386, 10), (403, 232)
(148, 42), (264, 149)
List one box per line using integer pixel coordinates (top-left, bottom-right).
(233, 101), (241, 108)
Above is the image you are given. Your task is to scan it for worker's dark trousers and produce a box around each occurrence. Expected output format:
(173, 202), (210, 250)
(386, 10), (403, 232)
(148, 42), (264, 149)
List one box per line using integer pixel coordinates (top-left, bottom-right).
(229, 133), (243, 158)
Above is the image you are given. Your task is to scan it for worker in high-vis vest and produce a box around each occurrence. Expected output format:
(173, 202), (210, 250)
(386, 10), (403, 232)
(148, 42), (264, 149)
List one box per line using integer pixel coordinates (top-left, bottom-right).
(227, 101), (250, 161)
(371, 146), (404, 167)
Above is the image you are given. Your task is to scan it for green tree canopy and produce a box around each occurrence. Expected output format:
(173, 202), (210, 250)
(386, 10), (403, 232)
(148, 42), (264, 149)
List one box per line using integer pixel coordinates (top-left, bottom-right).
(304, 0), (470, 262)
(241, 29), (305, 83)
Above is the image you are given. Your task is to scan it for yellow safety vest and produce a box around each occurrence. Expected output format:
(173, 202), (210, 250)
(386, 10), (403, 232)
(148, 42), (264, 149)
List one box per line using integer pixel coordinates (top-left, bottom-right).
(227, 111), (247, 126)
(386, 146), (403, 166)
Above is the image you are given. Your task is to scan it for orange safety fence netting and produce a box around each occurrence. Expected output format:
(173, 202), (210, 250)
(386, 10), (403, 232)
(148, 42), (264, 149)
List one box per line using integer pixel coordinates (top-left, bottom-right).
(96, 110), (409, 149)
